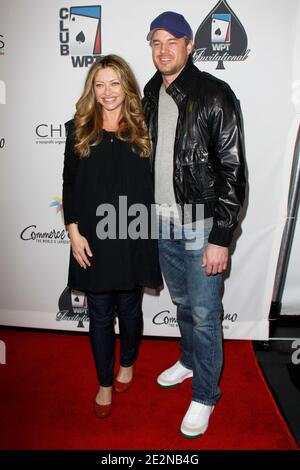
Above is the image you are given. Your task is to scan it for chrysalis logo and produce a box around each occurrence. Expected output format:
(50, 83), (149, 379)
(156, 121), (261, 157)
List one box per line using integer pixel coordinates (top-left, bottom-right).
(193, 0), (250, 69)
(0, 80), (6, 104)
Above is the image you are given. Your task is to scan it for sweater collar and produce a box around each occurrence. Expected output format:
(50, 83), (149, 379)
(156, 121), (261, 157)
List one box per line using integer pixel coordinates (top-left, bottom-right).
(144, 56), (199, 104)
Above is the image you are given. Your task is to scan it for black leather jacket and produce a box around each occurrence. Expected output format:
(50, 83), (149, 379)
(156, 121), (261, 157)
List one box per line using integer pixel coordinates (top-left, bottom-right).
(143, 57), (246, 247)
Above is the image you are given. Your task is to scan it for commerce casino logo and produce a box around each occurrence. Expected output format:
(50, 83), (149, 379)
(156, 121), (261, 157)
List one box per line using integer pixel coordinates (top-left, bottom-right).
(152, 310), (178, 328)
(59, 5), (102, 67)
(193, 0), (250, 69)
(20, 198), (69, 245)
(222, 312), (238, 330)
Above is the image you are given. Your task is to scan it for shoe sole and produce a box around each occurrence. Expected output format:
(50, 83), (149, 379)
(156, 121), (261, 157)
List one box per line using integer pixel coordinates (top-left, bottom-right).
(180, 431), (203, 439)
(157, 382), (181, 389)
(157, 374), (193, 388)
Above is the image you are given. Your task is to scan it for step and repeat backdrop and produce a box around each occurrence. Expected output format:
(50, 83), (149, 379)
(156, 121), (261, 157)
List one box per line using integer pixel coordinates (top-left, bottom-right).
(0, 0), (299, 339)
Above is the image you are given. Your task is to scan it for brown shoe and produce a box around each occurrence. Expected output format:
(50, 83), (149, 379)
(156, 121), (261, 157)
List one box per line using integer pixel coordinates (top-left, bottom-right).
(94, 401), (112, 419)
(113, 378), (133, 393)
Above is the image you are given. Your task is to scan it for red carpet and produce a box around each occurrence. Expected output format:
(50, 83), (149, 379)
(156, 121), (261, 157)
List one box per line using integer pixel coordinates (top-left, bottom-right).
(0, 329), (298, 450)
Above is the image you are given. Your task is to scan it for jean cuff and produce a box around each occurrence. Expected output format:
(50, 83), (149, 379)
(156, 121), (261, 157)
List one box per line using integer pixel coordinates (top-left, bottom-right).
(191, 397), (220, 406)
(179, 359), (193, 370)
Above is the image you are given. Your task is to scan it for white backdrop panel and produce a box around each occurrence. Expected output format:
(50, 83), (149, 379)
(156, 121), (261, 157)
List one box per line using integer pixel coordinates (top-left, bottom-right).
(0, 0), (299, 339)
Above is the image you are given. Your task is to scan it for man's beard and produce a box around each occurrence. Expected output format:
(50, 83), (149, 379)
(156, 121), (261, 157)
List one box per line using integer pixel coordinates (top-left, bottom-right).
(161, 68), (179, 76)
(156, 63), (180, 76)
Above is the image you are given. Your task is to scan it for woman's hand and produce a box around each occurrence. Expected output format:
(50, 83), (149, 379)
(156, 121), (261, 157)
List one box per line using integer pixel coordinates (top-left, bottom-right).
(67, 223), (93, 269)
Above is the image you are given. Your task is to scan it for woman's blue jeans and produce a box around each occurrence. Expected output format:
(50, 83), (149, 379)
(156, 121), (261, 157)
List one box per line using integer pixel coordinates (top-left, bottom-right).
(87, 287), (143, 387)
(159, 216), (223, 405)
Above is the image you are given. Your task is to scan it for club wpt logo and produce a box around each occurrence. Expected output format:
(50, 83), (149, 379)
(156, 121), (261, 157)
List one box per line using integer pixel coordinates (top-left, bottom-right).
(193, 0), (250, 69)
(59, 5), (102, 67)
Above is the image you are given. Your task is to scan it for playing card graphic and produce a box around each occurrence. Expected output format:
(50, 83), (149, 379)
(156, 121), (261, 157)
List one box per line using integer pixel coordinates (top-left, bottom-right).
(69, 5), (101, 56)
(71, 290), (86, 308)
(211, 14), (231, 42)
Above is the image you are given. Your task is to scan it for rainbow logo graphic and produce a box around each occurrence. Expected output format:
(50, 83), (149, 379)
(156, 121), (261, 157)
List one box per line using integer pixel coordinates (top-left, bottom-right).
(50, 197), (63, 214)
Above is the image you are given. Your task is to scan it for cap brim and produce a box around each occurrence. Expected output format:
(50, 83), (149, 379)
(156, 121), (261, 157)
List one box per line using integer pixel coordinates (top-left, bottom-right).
(146, 28), (186, 41)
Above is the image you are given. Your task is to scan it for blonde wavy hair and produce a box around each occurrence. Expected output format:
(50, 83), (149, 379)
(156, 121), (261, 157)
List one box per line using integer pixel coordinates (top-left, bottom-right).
(74, 55), (150, 158)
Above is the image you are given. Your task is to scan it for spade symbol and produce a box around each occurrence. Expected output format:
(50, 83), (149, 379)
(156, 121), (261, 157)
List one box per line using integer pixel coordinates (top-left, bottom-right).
(194, 0), (248, 69)
(74, 296), (80, 303)
(76, 31), (85, 44)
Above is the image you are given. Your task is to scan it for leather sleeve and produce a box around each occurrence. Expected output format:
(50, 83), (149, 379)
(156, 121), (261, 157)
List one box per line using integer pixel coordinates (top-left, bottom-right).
(208, 88), (246, 247)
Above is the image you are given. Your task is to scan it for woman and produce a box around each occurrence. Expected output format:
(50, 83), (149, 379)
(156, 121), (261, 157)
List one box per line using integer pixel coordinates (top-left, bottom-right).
(62, 55), (162, 419)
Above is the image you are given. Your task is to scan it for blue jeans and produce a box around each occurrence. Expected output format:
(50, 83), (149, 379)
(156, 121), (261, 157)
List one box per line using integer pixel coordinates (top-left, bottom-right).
(159, 217), (223, 405)
(87, 287), (143, 387)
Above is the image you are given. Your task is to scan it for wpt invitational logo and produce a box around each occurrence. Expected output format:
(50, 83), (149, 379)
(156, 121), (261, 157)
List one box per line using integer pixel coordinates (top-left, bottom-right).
(57, 287), (89, 328)
(193, 0), (250, 69)
(59, 5), (102, 67)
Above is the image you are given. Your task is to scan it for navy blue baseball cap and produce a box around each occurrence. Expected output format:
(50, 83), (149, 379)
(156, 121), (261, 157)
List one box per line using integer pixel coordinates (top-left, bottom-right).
(147, 11), (193, 41)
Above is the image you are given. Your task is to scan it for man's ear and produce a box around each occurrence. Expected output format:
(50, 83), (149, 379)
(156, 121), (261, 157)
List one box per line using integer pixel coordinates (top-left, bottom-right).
(187, 41), (194, 55)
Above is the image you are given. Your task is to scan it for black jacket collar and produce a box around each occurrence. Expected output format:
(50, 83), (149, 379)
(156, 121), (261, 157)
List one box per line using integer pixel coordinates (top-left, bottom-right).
(144, 56), (200, 105)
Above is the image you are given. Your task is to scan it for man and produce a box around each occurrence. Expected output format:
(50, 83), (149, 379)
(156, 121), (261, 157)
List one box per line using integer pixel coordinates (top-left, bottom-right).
(143, 11), (246, 438)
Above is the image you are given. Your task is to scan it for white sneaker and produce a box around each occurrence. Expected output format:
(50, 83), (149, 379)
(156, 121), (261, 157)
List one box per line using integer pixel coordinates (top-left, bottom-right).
(180, 401), (214, 438)
(157, 361), (193, 388)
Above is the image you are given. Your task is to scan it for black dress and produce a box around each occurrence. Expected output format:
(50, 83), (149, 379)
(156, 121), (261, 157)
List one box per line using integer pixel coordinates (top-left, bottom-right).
(62, 120), (162, 293)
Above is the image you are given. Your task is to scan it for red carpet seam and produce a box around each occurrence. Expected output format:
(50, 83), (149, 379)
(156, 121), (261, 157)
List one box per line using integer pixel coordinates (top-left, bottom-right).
(249, 340), (299, 450)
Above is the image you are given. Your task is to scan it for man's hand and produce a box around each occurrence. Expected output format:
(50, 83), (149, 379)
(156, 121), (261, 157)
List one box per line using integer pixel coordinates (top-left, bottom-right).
(202, 243), (228, 275)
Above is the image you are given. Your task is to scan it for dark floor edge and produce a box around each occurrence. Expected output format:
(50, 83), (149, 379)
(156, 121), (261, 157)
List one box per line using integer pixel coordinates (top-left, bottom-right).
(0, 324), (179, 342)
(251, 341), (300, 449)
